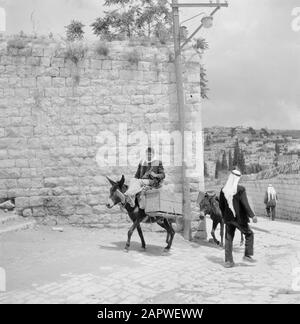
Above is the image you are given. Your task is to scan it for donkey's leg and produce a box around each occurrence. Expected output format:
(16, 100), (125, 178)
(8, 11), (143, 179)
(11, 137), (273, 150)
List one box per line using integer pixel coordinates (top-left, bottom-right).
(166, 232), (170, 244)
(211, 219), (220, 245)
(137, 224), (146, 250)
(156, 220), (169, 244)
(220, 220), (224, 247)
(164, 219), (175, 251)
(124, 221), (139, 252)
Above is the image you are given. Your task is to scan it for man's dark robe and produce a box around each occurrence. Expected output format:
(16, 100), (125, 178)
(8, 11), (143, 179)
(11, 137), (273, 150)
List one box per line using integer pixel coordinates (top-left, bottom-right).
(134, 159), (165, 188)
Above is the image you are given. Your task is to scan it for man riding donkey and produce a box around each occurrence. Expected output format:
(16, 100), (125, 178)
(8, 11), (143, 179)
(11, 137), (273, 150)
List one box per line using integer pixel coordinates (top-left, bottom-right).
(120, 147), (165, 209)
(219, 168), (258, 268)
(105, 147), (175, 252)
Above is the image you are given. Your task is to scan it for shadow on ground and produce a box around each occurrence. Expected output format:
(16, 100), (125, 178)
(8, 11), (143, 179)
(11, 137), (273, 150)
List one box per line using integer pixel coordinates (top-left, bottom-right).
(98, 241), (172, 256)
(205, 255), (256, 267)
(189, 239), (223, 250)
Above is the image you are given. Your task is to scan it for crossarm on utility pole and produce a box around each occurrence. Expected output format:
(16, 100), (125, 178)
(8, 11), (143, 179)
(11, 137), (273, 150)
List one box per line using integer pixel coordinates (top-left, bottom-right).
(172, 2), (228, 8)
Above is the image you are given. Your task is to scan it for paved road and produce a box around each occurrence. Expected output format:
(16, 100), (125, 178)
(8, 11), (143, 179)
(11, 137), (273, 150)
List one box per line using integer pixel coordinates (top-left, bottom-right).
(0, 218), (300, 304)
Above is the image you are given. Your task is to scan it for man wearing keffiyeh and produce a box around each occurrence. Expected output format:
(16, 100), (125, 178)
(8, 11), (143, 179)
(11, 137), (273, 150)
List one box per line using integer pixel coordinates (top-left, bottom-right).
(219, 169), (258, 268)
(264, 184), (278, 221)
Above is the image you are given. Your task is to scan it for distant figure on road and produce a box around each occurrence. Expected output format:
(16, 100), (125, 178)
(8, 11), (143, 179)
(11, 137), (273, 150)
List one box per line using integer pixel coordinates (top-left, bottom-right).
(264, 184), (278, 221)
(219, 169), (258, 268)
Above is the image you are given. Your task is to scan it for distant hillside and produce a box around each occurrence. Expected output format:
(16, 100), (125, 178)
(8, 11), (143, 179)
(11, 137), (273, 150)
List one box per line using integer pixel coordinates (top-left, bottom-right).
(274, 130), (300, 139)
(205, 127), (300, 139)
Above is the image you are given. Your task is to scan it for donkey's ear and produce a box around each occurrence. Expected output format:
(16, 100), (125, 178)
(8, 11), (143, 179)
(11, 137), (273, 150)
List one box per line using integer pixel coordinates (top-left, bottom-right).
(197, 191), (205, 205)
(119, 175), (125, 188)
(106, 176), (116, 186)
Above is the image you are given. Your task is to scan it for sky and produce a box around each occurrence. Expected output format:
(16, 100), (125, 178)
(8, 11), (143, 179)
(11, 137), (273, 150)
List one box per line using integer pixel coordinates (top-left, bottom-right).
(0, 0), (300, 130)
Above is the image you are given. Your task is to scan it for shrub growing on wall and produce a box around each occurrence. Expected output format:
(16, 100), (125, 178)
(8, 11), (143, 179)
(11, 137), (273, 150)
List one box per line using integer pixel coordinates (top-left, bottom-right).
(64, 41), (88, 86)
(194, 38), (210, 99)
(200, 65), (209, 99)
(65, 42), (87, 65)
(65, 20), (85, 42)
(95, 42), (110, 56)
(127, 49), (140, 65)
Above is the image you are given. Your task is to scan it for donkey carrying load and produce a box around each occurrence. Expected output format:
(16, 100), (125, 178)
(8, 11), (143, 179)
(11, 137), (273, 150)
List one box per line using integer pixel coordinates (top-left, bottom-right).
(197, 191), (244, 247)
(106, 175), (176, 252)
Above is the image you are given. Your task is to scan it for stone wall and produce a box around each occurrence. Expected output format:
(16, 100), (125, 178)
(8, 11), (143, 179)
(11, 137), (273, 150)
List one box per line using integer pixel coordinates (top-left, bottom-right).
(205, 174), (300, 222)
(240, 174), (300, 221)
(0, 36), (204, 224)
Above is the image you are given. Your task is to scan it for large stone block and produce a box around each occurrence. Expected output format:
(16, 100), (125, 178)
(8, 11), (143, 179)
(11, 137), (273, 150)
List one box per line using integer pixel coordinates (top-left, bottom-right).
(37, 76), (52, 87)
(15, 196), (30, 209)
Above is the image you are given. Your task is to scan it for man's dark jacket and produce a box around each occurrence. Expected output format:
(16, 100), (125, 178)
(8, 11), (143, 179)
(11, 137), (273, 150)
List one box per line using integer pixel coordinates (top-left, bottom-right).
(135, 159), (165, 188)
(219, 185), (255, 225)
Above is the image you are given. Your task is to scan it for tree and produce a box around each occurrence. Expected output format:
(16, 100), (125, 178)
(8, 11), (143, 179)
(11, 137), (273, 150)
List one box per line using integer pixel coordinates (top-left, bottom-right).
(65, 20), (85, 41)
(204, 162), (209, 178)
(221, 151), (228, 170)
(275, 142), (280, 155)
(232, 140), (246, 173)
(91, 0), (172, 40)
(204, 134), (211, 146)
(233, 140), (240, 167)
(248, 127), (256, 136)
(230, 127), (237, 138)
(260, 128), (269, 137)
(215, 160), (221, 179)
(228, 150), (233, 170)
(238, 150), (246, 174)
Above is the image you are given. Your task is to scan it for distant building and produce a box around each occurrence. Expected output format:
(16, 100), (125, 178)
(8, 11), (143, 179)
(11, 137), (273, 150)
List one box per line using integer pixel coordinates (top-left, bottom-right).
(287, 141), (300, 152)
(278, 153), (298, 166)
(204, 126), (299, 175)
(206, 161), (216, 178)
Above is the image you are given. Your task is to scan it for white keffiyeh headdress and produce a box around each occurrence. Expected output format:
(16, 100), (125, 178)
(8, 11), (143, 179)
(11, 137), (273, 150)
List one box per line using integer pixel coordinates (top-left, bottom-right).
(222, 169), (242, 216)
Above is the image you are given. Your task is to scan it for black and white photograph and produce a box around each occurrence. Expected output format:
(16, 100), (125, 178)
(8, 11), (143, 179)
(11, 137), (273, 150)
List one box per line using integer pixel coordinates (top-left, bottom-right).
(0, 0), (300, 310)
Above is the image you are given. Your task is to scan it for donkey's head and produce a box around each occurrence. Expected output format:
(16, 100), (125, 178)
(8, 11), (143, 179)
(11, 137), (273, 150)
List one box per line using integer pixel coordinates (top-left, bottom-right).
(106, 175), (126, 209)
(198, 191), (221, 219)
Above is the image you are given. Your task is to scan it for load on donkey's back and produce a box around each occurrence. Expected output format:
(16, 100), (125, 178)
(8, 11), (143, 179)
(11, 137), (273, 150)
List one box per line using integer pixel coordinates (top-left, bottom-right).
(105, 146), (181, 252)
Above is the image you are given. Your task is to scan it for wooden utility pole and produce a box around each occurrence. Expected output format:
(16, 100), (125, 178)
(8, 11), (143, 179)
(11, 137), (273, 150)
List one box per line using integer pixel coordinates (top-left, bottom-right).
(172, 0), (191, 240)
(171, 1), (228, 240)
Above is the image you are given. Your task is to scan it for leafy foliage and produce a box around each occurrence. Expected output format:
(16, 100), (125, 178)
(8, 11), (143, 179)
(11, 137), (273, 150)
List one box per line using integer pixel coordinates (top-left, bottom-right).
(233, 140), (246, 173)
(215, 160), (221, 179)
(204, 162), (209, 178)
(221, 151), (228, 170)
(193, 37), (209, 51)
(7, 38), (27, 50)
(96, 42), (110, 56)
(65, 20), (85, 41)
(200, 65), (209, 99)
(228, 150), (233, 170)
(91, 0), (172, 40)
(65, 42), (88, 65)
(127, 49), (140, 64)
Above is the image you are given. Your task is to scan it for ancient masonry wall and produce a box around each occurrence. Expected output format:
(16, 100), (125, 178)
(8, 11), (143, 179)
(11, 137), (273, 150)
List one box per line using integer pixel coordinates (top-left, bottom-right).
(205, 175), (300, 222)
(240, 174), (300, 222)
(0, 36), (204, 224)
